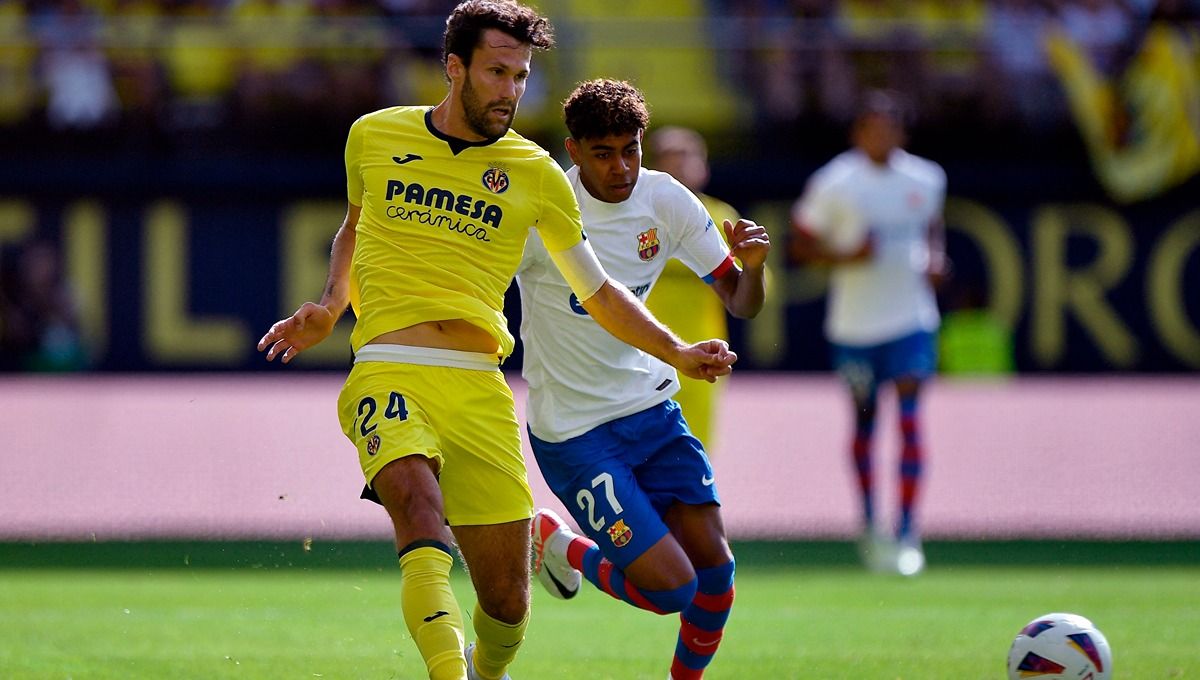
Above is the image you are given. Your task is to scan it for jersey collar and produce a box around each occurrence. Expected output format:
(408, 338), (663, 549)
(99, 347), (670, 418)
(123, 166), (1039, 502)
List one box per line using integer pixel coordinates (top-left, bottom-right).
(425, 108), (503, 155)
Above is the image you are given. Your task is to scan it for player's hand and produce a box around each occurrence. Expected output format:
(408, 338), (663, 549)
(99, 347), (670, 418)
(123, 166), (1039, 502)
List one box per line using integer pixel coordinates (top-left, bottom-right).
(927, 252), (952, 289)
(673, 338), (737, 383)
(723, 219), (771, 270)
(257, 302), (338, 364)
(842, 231), (875, 264)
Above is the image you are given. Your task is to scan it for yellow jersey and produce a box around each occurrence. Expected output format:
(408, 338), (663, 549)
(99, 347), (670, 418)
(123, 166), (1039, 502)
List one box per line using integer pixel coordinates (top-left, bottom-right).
(345, 106), (585, 358)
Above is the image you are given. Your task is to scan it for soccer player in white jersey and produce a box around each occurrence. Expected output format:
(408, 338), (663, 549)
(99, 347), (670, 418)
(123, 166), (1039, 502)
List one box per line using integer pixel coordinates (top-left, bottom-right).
(519, 79), (770, 680)
(789, 90), (947, 576)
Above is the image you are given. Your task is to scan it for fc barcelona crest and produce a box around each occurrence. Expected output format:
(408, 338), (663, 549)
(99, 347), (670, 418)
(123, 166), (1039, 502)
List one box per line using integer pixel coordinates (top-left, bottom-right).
(636, 228), (660, 261)
(482, 165), (510, 194)
(607, 519), (633, 547)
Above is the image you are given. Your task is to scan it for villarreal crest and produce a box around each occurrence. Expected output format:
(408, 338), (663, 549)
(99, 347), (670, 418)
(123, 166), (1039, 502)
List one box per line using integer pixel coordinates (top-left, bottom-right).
(481, 165), (510, 194)
(636, 228), (660, 261)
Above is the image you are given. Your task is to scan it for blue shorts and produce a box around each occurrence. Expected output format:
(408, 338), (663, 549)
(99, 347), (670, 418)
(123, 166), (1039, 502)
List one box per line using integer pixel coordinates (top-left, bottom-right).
(529, 400), (720, 570)
(832, 330), (937, 398)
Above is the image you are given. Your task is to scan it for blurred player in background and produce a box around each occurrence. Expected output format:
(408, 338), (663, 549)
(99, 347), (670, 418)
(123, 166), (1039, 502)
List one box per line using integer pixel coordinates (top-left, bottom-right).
(256, 3), (735, 679)
(519, 79), (770, 680)
(789, 90), (946, 576)
(645, 126), (741, 457)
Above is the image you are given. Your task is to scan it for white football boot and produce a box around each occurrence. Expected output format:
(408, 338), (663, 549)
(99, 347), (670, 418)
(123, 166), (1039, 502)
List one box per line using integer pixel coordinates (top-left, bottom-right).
(894, 533), (925, 577)
(465, 642), (511, 680)
(531, 508), (582, 599)
(856, 527), (896, 574)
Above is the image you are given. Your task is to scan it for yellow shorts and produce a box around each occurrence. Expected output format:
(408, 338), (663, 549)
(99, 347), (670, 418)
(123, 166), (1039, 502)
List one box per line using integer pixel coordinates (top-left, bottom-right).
(336, 345), (532, 526)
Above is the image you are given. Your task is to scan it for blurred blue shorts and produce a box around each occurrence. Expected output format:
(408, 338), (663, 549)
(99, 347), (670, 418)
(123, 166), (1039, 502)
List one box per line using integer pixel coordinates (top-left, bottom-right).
(831, 330), (937, 397)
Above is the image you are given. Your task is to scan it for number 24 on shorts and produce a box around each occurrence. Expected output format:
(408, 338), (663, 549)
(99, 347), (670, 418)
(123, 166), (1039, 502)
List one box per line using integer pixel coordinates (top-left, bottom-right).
(354, 391), (409, 437)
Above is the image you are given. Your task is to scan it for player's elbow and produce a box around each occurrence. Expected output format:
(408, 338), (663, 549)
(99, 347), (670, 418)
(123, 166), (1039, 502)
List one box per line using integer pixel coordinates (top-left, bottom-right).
(727, 301), (763, 320)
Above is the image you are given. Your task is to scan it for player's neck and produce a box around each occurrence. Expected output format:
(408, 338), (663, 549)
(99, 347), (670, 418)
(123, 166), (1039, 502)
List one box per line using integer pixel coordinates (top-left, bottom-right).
(430, 98), (489, 143)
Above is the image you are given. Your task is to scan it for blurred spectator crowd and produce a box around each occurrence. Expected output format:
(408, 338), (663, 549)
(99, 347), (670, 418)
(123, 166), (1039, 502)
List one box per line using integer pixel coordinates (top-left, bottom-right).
(1, 0), (1197, 153)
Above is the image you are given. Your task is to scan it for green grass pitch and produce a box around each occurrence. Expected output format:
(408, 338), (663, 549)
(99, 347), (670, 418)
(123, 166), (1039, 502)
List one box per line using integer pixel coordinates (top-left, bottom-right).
(1, 544), (1197, 679)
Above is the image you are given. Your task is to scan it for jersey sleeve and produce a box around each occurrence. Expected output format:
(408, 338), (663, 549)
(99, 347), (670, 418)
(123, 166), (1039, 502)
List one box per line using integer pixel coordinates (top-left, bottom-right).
(795, 172), (867, 252)
(535, 157), (587, 252)
(516, 227), (546, 276)
(662, 180), (734, 283)
(793, 174), (837, 237)
(931, 162), (948, 210)
(345, 116), (366, 207)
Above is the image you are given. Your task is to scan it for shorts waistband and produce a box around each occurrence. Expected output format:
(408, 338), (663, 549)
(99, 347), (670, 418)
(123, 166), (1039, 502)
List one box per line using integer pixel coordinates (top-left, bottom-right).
(354, 344), (500, 371)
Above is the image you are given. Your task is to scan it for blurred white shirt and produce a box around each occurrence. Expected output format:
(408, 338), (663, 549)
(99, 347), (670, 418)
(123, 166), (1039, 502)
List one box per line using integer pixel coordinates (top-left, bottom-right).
(794, 149), (946, 346)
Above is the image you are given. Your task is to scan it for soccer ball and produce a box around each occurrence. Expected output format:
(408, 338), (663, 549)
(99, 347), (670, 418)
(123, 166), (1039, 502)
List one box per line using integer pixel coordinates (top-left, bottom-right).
(1007, 612), (1112, 679)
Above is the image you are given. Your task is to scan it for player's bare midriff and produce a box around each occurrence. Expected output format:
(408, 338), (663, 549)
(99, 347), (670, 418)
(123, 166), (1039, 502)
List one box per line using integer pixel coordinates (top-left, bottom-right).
(368, 319), (500, 354)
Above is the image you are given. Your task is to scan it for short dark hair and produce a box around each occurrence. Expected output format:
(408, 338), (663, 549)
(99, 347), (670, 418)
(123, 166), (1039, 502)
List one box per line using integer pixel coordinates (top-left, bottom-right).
(856, 89), (910, 126)
(443, 1), (555, 68)
(563, 79), (650, 141)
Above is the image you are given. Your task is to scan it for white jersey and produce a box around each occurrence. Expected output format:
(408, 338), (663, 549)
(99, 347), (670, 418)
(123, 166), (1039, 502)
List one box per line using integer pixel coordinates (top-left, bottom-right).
(793, 149), (946, 346)
(517, 166), (735, 443)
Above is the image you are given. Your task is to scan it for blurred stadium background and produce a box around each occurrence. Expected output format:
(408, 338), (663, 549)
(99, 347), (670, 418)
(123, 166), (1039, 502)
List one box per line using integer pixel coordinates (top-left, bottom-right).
(2, 0), (1198, 549)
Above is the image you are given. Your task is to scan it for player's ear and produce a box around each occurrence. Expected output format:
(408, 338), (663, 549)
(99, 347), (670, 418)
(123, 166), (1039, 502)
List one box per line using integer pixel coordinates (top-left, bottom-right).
(446, 54), (465, 84)
(565, 137), (582, 166)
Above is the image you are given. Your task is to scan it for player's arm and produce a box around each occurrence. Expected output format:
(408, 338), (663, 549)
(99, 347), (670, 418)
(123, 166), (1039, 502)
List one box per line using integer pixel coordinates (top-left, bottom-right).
(708, 218), (770, 319)
(926, 165), (950, 288)
(789, 228), (870, 266)
(926, 215), (950, 289)
(788, 191), (872, 266)
(258, 203), (360, 363)
(547, 240), (736, 382)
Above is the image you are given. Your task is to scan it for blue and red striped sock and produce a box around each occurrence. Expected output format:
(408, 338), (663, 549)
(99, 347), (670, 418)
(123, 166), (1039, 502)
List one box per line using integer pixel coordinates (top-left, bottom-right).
(671, 560), (735, 680)
(852, 402), (877, 526)
(898, 393), (923, 538)
(565, 535), (695, 614)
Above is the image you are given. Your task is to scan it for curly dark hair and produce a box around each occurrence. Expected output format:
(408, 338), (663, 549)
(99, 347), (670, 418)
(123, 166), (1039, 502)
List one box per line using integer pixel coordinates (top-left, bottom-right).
(443, 1), (555, 68)
(563, 79), (651, 141)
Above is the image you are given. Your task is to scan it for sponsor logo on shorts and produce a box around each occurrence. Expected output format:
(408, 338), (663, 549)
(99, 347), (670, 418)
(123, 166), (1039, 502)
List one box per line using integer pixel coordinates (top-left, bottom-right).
(607, 519), (633, 548)
(701, 474), (715, 487)
(366, 434), (381, 456)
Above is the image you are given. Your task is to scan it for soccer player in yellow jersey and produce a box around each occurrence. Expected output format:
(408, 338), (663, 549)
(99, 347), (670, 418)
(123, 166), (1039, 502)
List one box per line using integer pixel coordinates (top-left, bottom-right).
(645, 127), (741, 457)
(256, 3), (736, 680)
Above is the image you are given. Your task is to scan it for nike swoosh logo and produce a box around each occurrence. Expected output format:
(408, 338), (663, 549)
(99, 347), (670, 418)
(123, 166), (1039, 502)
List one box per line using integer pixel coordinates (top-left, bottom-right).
(543, 567), (578, 599)
(423, 610), (450, 622)
(393, 153), (423, 164)
(701, 475), (715, 486)
(692, 637), (719, 647)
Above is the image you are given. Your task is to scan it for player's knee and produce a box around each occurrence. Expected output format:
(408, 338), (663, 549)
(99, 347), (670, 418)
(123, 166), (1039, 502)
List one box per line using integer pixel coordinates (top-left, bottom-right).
(697, 559), (735, 591)
(477, 586), (530, 625)
(473, 564), (531, 624)
(894, 376), (922, 398)
(644, 576), (698, 614)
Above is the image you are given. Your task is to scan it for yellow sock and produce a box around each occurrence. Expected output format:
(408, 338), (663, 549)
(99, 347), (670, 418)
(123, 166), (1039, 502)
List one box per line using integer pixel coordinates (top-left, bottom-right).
(398, 545), (466, 680)
(469, 602), (528, 680)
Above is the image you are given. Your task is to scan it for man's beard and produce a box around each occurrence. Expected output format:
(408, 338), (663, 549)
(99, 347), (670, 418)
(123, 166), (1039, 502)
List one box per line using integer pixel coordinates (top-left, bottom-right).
(462, 73), (515, 139)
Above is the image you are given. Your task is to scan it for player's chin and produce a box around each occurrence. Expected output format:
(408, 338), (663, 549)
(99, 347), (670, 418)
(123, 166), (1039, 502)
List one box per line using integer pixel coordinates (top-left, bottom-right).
(487, 111), (513, 133)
